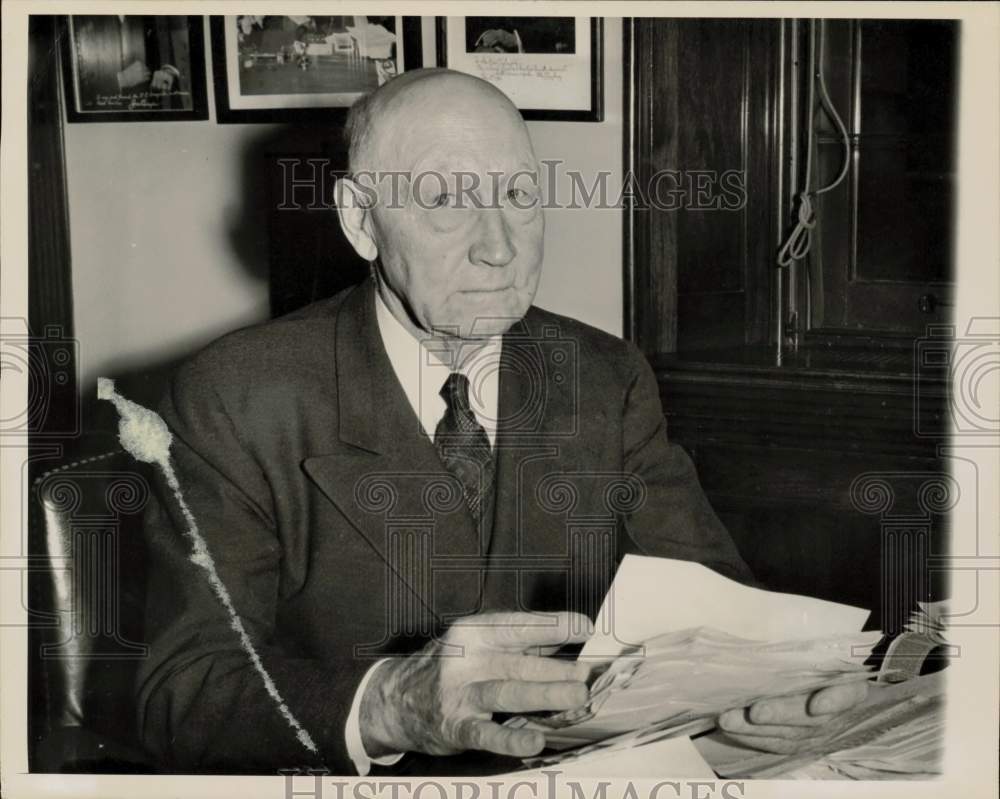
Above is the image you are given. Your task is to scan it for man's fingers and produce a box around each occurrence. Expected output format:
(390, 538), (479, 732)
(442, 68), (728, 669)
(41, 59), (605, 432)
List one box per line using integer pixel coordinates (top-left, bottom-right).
(453, 718), (546, 757)
(746, 694), (827, 726)
(452, 611), (594, 650)
(808, 680), (869, 716)
(717, 732), (805, 755)
(719, 708), (832, 739)
(495, 652), (591, 684)
(469, 679), (589, 713)
(748, 680), (869, 726)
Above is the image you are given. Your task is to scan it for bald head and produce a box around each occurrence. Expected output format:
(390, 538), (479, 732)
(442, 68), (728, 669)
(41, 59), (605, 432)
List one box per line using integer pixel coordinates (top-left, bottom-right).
(344, 68), (530, 177)
(335, 67), (545, 344)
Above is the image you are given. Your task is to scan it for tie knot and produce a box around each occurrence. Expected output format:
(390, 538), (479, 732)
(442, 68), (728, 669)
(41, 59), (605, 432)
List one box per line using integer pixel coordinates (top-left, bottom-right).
(441, 372), (472, 414)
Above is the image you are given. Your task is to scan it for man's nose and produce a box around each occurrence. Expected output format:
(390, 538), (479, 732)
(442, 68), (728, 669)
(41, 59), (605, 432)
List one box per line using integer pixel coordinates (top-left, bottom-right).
(469, 208), (517, 267)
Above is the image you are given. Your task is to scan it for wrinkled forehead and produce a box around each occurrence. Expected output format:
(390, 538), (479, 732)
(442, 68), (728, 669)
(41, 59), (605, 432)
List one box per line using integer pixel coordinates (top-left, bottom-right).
(372, 80), (537, 176)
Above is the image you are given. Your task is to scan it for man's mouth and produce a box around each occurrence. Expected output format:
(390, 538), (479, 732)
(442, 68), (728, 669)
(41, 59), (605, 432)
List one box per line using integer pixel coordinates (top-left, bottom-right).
(460, 286), (516, 294)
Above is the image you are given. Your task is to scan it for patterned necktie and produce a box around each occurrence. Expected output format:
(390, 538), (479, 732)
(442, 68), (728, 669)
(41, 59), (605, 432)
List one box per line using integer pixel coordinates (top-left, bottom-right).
(434, 373), (496, 521)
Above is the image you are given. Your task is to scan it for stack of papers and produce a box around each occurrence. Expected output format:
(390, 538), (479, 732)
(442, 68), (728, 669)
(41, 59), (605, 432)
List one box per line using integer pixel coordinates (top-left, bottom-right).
(509, 626), (880, 751)
(501, 557), (945, 779)
(505, 556), (878, 757)
(799, 699), (945, 778)
(699, 671), (946, 779)
(696, 600), (950, 779)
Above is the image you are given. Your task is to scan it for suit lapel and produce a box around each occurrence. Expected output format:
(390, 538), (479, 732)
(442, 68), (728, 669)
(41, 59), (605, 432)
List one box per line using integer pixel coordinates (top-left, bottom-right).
(485, 311), (581, 610)
(303, 290), (582, 621)
(302, 282), (481, 610)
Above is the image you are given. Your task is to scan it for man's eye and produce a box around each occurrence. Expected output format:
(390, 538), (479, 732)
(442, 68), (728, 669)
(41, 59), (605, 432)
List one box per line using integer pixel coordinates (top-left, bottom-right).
(506, 187), (537, 208)
(429, 193), (453, 209)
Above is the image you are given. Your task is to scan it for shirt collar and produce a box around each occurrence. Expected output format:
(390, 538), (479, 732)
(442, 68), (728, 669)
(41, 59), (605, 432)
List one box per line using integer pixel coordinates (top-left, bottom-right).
(374, 289), (502, 445)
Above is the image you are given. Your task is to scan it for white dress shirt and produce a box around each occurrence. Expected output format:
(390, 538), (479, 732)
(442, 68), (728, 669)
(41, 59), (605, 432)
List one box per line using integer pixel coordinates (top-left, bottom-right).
(344, 289), (503, 774)
(374, 287), (502, 445)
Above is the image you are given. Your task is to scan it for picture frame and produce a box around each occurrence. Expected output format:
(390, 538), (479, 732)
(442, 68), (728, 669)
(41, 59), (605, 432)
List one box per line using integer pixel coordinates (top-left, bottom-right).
(60, 15), (209, 122)
(211, 15), (423, 124)
(435, 17), (603, 122)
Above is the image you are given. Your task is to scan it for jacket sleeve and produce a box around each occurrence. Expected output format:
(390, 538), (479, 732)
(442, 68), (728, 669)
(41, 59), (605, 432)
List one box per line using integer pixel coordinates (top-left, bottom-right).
(135, 356), (371, 774)
(619, 344), (757, 586)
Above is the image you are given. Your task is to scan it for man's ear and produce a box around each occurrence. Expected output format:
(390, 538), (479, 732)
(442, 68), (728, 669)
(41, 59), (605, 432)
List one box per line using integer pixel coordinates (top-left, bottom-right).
(335, 177), (379, 262)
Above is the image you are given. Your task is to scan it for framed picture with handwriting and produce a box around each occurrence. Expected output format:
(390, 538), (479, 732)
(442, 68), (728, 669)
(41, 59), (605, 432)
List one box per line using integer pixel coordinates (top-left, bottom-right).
(435, 17), (603, 122)
(60, 15), (208, 122)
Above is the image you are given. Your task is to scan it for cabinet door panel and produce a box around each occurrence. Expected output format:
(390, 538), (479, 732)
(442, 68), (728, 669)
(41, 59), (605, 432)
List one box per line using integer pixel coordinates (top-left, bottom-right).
(810, 19), (958, 339)
(625, 18), (776, 356)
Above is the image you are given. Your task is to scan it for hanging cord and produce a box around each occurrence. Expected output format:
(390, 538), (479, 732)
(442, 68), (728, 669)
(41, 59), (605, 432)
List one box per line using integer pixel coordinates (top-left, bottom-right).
(777, 19), (852, 268)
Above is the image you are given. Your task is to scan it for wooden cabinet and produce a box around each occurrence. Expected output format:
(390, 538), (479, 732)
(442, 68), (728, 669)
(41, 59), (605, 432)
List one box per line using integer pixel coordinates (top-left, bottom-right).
(653, 347), (949, 633)
(624, 18), (778, 354)
(808, 19), (958, 340)
(624, 18), (954, 629)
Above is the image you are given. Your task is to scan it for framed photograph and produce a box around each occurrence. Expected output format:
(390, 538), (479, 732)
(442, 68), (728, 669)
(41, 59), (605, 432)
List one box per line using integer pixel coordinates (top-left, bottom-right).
(436, 17), (603, 122)
(211, 15), (423, 123)
(60, 15), (208, 122)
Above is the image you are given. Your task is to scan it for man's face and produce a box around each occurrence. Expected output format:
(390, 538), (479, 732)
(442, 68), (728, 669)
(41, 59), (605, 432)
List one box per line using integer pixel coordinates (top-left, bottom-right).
(366, 85), (544, 340)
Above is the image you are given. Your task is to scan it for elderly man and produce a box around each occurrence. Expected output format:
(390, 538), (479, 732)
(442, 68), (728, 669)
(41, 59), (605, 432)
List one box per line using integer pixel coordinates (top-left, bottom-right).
(137, 69), (866, 774)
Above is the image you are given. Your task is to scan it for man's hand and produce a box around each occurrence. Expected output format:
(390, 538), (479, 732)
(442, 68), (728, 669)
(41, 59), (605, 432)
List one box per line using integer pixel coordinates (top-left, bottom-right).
(150, 67), (178, 92)
(717, 680), (869, 754)
(360, 611), (592, 759)
(117, 60), (151, 90)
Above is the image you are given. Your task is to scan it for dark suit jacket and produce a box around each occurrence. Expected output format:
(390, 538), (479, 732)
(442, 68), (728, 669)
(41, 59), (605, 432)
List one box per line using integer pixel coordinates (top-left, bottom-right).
(136, 280), (752, 773)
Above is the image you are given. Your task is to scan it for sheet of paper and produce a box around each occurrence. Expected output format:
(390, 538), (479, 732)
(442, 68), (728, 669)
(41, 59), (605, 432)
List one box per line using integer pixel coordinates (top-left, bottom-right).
(581, 555), (870, 659)
(508, 735), (717, 779)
